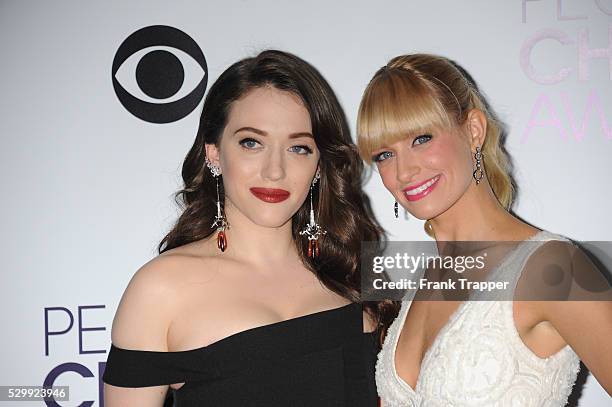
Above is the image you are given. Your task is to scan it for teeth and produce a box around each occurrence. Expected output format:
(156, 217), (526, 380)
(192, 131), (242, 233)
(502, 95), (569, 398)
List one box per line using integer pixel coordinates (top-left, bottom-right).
(405, 175), (439, 196)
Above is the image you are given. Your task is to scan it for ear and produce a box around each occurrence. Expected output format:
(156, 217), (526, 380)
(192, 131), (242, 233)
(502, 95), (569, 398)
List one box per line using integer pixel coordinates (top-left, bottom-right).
(465, 109), (487, 151)
(204, 143), (221, 169)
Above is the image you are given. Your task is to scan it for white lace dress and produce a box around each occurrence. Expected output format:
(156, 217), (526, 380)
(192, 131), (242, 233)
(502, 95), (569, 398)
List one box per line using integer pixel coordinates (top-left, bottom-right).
(376, 230), (581, 406)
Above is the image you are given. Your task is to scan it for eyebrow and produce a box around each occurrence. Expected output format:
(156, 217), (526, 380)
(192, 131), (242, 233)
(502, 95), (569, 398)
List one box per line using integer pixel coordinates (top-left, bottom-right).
(234, 126), (313, 139)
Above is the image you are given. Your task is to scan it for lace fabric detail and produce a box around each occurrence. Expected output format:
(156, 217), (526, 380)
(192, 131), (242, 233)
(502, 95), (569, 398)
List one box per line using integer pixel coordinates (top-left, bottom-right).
(375, 230), (581, 406)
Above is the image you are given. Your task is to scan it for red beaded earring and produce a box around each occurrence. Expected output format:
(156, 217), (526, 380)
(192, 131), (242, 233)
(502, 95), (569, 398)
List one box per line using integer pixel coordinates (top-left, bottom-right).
(299, 170), (326, 258)
(206, 158), (229, 252)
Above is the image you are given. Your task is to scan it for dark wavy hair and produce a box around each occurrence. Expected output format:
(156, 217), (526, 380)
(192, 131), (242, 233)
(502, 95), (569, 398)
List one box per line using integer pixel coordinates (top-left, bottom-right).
(158, 49), (398, 340)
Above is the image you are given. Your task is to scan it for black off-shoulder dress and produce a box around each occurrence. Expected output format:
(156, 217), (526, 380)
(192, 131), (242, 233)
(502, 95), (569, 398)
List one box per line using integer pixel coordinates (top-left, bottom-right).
(102, 302), (380, 406)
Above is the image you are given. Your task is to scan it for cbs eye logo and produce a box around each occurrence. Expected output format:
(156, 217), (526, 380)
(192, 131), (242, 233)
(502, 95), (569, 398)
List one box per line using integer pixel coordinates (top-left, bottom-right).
(111, 25), (207, 124)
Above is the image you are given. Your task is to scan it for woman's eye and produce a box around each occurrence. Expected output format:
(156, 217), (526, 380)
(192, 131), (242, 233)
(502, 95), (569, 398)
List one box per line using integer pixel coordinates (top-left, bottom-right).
(413, 134), (432, 146)
(289, 145), (313, 155)
(239, 138), (260, 149)
(373, 151), (393, 162)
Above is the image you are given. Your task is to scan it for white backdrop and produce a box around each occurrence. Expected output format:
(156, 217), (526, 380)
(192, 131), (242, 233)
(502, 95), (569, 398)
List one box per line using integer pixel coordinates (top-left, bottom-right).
(1, 0), (610, 405)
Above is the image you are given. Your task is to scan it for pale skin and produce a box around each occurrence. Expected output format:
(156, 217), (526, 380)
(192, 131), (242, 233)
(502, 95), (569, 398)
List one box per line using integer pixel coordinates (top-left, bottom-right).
(104, 86), (375, 406)
(370, 109), (612, 400)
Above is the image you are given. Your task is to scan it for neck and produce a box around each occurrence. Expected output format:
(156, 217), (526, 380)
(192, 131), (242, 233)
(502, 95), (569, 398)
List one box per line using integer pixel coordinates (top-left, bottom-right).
(215, 200), (300, 268)
(428, 179), (516, 242)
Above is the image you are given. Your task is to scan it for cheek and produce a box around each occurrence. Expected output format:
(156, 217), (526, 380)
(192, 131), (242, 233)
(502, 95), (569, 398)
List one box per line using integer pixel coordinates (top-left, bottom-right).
(422, 142), (446, 166)
(376, 164), (396, 190)
(221, 149), (258, 181)
(226, 162), (256, 182)
(218, 153), (253, 202)
(425, 140), (469, 173)
(288, 159), (316, 193)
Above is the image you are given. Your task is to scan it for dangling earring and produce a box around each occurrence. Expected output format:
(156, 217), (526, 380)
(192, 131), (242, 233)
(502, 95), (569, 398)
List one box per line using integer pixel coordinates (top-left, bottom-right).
(394, 200), (409, 220)
(299, 170), (326, 258)
(472, 146), (484, 185)
(206, 158), (229, 252)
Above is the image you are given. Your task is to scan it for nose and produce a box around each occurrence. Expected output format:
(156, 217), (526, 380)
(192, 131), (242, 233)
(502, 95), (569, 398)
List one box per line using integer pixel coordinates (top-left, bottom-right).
(395, 151), (420, 185)
(262, 147), (286, 181)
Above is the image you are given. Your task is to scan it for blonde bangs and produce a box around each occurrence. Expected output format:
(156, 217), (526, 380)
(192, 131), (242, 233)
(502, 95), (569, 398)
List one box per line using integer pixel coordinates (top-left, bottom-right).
(357, 69), (452, 163)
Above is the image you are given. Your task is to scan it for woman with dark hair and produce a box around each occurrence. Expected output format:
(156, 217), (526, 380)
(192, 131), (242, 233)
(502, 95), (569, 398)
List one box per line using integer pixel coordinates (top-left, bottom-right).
(357, 53), (611, 405)
(102, 49), (392, 406)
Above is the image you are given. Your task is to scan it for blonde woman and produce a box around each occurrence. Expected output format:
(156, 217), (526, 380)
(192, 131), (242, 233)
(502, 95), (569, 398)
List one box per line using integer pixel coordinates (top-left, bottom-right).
(357, 54), (611, 405)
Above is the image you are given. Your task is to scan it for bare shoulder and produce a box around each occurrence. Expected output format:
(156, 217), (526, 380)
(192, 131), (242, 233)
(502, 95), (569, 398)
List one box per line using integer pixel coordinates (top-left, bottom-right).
(524, 237), (575, 271)
(517, 236), (611, 312)
(156, 239), (227, 284)
(110, 252), (203, 351)
(516, 238), (576, 300)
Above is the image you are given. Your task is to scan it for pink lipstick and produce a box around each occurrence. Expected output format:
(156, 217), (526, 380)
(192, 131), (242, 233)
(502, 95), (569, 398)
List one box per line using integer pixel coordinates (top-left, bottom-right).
(402, 174), (441, 202)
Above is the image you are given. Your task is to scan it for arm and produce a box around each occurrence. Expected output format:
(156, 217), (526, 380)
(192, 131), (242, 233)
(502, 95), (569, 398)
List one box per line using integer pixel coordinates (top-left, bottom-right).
(104, 257), (179, 406)
(526, 241), (612, 395)
(541, 299), (612, 395)
(104, 385), (168, 407)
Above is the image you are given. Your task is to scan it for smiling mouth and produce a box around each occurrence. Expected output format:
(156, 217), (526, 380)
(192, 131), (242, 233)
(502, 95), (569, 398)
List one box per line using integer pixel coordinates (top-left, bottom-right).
(250, 187), (290, 203)
(402, 174), (441, 201)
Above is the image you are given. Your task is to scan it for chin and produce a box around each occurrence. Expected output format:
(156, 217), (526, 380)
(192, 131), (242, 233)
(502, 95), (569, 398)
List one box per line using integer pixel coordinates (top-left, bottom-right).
(401, 203), (444, 221)
(403, 210), (430, 221)
(246, 211), (294, 229)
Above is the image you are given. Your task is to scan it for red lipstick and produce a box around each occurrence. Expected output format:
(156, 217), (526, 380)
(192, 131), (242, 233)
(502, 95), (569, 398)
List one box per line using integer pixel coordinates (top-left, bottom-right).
(250, 187), (290, 203)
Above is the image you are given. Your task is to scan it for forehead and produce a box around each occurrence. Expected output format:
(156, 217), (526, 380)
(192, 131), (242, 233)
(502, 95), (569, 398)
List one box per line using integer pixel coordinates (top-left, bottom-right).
(226, 86), (312, 132)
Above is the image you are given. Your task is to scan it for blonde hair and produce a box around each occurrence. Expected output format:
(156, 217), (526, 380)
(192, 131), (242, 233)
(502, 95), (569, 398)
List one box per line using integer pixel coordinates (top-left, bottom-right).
(357, 54), (514, 238)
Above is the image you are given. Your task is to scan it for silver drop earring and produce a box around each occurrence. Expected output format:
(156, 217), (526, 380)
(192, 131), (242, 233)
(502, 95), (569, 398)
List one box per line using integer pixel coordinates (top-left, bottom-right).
(206, 158), (229, 252)
(299, 170), (326, 258)
(472, 146), (484, 185)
